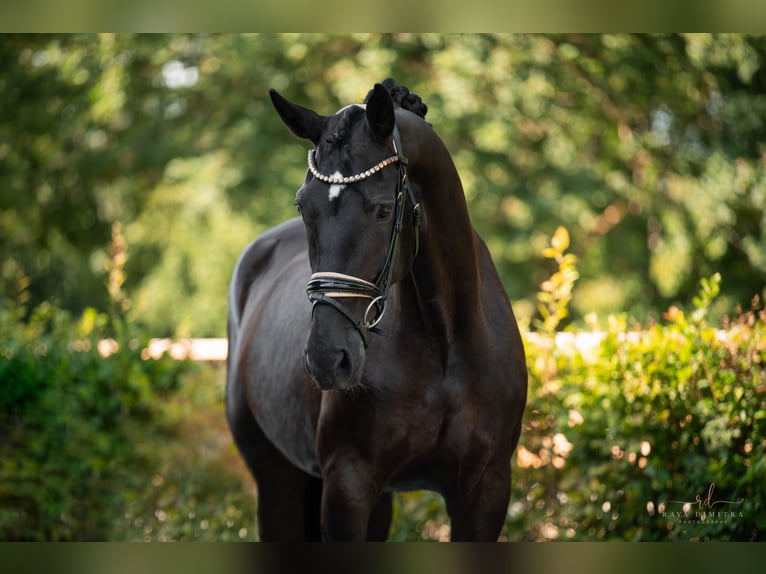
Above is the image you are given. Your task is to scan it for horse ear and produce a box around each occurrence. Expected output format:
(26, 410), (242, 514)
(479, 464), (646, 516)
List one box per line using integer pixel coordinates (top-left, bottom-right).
(365, 83), (395, 141)
(269, 89), (327, 146)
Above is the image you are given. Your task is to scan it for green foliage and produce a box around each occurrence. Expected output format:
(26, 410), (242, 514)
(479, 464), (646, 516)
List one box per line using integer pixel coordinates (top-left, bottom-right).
(534, 226), (579, 333)
(2, 34), (766, 335)
(111, 363), (255, 542)
(507, 238), (765, 541)
(0, 223), (190, 540)
(390, 491), (452, 542)
(0, 300), (190, 540)
(0, 220), (252, 541)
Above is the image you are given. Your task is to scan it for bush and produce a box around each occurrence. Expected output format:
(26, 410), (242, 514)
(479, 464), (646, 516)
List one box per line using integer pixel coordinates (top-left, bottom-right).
(0, 222), (192, 540)
(111, 362), (256, 542)
(0, 300), (190, 540)
(505, 239), (765, 541)
(0, 222), (253, 542)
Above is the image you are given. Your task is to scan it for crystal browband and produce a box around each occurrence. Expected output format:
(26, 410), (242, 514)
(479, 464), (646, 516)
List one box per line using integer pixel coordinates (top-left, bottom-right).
(307, 149), (399, 185)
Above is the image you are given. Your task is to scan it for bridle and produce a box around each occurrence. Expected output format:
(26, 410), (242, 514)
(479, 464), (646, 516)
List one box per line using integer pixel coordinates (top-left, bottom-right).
(305, 126), (420, 347)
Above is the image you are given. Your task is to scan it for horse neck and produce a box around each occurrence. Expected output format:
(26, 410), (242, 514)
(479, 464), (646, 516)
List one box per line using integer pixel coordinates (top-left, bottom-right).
(403, 130), (483, 342)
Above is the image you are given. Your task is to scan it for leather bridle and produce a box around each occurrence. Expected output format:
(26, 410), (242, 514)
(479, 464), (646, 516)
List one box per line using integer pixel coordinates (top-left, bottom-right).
(305, 126), (420, 347)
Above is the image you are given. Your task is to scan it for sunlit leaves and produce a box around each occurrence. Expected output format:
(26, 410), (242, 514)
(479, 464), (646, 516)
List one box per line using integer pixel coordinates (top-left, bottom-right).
(2, 34), (766, 333)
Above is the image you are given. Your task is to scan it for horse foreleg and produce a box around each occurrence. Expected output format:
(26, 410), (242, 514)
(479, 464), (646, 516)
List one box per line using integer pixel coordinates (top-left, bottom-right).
(445, 462), (511, 542)
(320, 463), (382, 541)
(367, 492), (393, 541)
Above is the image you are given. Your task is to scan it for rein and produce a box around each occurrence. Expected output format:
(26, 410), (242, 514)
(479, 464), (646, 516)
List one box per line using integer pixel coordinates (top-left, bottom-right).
(305, 126), (420, 347)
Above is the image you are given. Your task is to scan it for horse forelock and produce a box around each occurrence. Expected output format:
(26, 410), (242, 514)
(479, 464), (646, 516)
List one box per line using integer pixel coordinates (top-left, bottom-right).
(325, 105), (365, 148)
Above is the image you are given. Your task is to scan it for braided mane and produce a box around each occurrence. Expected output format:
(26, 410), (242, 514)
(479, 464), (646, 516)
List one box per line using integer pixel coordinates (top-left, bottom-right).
(325, 79), (428, 148)
(364, 78), (428, 119)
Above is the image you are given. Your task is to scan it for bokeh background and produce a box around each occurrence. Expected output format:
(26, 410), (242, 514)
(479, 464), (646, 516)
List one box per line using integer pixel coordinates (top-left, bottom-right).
(2, 33), (765, 336)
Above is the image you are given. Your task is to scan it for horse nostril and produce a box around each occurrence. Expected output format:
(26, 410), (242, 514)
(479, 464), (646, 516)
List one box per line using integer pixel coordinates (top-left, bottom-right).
(303, 346), (355, 389)
(335, 349), (352, 381)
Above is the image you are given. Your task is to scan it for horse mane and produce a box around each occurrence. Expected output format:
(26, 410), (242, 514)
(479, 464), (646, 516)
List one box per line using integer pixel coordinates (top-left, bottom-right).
(325, 80), (427, 148)
(364, 78), (428, 119)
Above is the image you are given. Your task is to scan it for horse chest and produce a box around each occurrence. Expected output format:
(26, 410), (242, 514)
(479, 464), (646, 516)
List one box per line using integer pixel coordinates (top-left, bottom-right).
(315, 369), (497, 474)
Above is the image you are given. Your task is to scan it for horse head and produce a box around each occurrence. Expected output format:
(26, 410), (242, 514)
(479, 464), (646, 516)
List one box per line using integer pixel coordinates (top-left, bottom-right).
(270, 83), (421, 391)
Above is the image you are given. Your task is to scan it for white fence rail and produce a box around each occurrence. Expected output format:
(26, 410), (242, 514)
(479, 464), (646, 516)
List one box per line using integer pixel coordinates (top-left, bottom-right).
(100, 330), (731, 362)
(98, 338), (229, 361)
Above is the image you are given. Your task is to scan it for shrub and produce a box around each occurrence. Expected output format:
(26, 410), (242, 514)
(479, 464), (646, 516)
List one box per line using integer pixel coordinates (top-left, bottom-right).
(112, 362), (256, 542)
(0, 300), (189, 540)
(0, 222), (192, 540)
(507, 242), (765, 541)
(0, 221), (253, 542)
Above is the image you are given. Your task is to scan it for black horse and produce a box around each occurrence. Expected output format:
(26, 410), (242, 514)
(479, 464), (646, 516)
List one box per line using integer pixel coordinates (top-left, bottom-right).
(226, 80), (527, 541)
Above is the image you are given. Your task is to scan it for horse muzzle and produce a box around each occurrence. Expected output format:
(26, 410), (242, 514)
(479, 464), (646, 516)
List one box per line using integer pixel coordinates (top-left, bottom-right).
(303, 310), (366, 391)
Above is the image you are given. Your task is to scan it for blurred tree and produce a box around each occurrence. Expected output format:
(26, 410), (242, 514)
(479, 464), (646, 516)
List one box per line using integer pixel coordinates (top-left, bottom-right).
(1, 34), (764, 336)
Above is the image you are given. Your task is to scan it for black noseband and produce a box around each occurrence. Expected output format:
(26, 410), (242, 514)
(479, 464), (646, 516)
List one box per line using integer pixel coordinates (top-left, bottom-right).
(305, 125), (420, 347)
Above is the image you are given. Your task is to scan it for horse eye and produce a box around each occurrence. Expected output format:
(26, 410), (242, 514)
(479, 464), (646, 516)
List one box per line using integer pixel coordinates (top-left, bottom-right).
(294, 201), (303, 215)
(376, 204), (393, 221)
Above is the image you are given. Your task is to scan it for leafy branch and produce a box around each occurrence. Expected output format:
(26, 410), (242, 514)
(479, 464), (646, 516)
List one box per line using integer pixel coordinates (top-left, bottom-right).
(535, 226), (579, 334)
